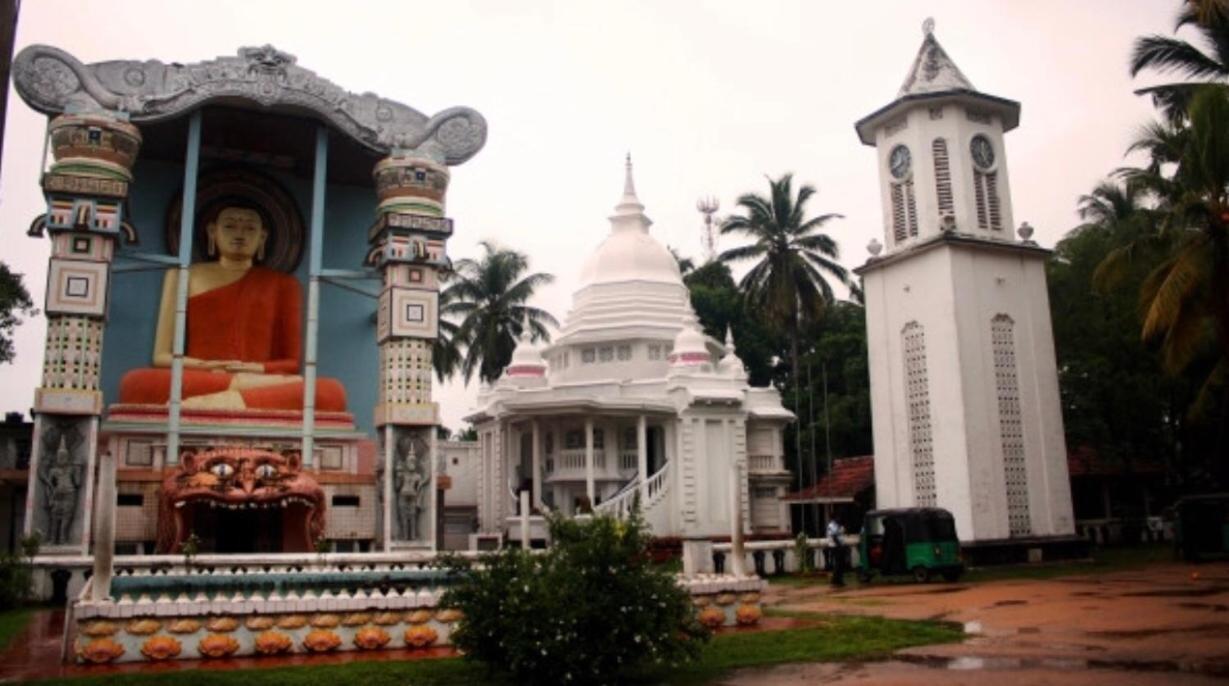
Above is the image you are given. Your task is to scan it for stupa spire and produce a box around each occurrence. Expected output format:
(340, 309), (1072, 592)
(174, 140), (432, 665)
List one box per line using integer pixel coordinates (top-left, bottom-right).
(610, 152), (651, 230)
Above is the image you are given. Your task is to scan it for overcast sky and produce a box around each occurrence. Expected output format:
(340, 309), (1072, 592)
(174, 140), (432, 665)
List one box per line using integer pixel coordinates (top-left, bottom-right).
(0, 0), (1179, 431)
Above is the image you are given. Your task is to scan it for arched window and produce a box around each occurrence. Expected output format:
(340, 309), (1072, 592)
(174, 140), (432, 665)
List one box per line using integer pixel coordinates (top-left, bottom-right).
(992, 314), (1030, 536)
(902, 321), (935, 506)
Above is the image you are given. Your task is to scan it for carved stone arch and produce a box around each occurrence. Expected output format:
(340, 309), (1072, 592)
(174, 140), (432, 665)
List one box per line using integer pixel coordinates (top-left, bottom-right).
(12, 44), (487, 165)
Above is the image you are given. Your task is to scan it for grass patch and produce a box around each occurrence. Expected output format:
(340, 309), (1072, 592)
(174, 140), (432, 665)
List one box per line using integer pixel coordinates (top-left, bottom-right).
(665, 614), (962, 684)
(768, 543), (1174, 590)
(34, 614), (962, 686)
(0, 608), (32, 650)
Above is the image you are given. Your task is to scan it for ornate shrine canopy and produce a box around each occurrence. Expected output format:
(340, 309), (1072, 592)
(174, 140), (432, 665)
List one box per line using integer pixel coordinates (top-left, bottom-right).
(12, 44), (487, 167)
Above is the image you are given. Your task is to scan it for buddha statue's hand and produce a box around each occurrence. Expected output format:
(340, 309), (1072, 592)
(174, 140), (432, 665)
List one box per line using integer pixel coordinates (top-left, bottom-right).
(221, 361), (265, 373)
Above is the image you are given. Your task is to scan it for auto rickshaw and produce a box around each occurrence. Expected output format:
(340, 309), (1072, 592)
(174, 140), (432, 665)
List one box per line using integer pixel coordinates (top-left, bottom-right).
(858, 507), (963, 582)
(1173, 494), (1229, 562)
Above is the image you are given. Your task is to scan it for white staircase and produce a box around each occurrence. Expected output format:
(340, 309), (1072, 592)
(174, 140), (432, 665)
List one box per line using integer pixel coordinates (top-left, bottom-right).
(594, 463), (670, 528)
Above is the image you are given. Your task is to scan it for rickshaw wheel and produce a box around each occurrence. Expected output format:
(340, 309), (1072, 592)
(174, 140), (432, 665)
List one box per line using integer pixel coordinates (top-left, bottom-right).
(911, 566), (930, 583)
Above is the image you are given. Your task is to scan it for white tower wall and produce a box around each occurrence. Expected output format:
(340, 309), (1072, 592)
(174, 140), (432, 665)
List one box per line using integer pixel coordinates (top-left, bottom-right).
(858, 25), (1074, 542)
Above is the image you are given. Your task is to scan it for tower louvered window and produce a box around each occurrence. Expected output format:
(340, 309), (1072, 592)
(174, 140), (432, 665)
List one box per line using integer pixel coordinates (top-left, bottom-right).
(932, 139), (953, 216)
(974, 171), (1002, 230)
(902, 321), (935, 506)
(992, 314), (1030, 536)
(891, 181), (919, 242)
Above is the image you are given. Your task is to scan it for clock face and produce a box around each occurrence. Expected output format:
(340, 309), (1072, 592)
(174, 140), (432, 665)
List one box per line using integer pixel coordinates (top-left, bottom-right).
(970, 135), (995, 169)
(889, 145), (911, 179)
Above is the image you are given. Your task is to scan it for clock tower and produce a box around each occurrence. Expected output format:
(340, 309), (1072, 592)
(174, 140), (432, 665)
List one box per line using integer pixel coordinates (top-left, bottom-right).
(854, 21), (1075, 543)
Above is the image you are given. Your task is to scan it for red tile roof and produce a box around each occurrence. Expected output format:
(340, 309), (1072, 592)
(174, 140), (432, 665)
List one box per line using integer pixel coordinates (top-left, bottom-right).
(1067, 446), (1164, 477)
(783, 455), (874, 502)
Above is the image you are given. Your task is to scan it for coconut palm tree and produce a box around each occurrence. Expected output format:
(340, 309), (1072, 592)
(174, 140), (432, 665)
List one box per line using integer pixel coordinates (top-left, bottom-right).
(1131, 0), (1229, 121)
(719, 174), (849, 518)
(443, 240), (559, 384)
(1097, 86), (1229, 420)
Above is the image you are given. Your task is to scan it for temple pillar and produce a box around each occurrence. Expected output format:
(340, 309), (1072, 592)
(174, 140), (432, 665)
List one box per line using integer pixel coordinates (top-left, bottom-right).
(369, 153), (455, 551)
(637, 414), (648, 504)
(584, 418), (595, 508)
(531, 419), (542, 509)
(23, 114), (141, 555)
(90, 450), (116, 601)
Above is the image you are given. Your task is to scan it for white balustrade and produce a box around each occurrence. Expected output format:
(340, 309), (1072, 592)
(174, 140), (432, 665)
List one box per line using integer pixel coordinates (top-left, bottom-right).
(748, 454), (781, 472)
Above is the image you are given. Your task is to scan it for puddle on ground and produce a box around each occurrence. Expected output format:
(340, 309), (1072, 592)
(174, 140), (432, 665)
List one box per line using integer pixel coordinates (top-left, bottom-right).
(1175, 602), (1229, 612)
(1087, 622), (1229, 639)
(1123, 586), (1229, 598)
(896, 653), (1229, 676)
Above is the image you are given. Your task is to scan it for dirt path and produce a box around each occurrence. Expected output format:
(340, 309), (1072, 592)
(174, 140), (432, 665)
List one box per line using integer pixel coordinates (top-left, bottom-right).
(723, 560), (1229, 685)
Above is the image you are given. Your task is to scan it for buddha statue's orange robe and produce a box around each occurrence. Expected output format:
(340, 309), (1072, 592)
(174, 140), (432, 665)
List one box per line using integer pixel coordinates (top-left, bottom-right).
(119, 267), (347, 412)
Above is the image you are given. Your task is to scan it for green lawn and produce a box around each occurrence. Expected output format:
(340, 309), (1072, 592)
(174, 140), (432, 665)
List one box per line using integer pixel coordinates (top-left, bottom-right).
(34, 614), (962, 686)
(769, 543), (1173, 589)
(0, 608), (32, 650)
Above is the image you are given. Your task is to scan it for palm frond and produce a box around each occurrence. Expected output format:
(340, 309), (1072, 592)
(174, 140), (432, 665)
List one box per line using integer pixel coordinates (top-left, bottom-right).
(1130, 35), (1228, 80)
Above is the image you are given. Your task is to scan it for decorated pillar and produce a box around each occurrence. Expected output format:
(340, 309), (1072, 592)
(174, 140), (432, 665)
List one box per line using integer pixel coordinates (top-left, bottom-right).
(23, 114), (141, 555)
(369, 153), (453, 551)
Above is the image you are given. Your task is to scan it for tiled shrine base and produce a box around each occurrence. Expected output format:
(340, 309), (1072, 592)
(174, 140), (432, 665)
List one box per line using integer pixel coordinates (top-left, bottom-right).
(5, 607), (794, 681)
(68, 575), (767, 665)
(0, 610), (456, 682)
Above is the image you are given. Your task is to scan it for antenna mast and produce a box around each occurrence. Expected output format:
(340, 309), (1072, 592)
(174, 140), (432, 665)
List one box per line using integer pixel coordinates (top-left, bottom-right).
(696, 196), (720, 262)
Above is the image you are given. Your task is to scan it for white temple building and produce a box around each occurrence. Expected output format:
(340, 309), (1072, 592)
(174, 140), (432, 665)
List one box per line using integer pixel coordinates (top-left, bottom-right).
(467, 159), (794, 544)
(855, 23), (1075, 542)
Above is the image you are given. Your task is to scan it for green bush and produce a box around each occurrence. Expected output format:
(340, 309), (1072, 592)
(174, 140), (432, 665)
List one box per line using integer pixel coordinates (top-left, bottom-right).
(441, 512), (709, 685)
(0, 555), (32, 610)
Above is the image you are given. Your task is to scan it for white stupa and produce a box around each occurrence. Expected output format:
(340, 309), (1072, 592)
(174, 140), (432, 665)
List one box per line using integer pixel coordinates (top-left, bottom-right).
(468, 157), (794, 546)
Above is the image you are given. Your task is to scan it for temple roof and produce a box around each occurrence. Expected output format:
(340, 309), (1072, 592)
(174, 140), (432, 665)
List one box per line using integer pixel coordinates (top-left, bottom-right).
(854, 20), (1020, 145)
(896, 24), (977, 97)
(11, 44), (487, 165)
(783, 456), (875, 502)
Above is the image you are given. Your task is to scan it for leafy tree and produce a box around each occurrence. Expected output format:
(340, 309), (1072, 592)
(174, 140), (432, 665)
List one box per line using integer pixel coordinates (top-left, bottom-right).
(1099, 87), (1229, 438)
(0, 263), (36, 365)
(795, 302), (873, 471)
(1131, 0), (1229, 121)
(432, 274), (464, 382)
(443, 241), (559, 384)
(719, 174), (849, 490)
(682, 260), (782, 386)
(442, 512), (708, 685)
(1050, 199), (1183, 467)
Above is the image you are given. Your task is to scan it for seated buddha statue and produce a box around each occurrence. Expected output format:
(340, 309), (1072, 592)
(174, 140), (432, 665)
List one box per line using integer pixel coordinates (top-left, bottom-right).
(118, 204), (347, 412)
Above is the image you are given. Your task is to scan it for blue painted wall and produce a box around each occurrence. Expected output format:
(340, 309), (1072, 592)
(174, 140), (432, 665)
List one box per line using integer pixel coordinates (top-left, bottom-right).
(101, 158), (380, 435)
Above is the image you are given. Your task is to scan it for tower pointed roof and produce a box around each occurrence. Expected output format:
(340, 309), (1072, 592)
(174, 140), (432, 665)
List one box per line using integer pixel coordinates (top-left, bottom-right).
(854, 18), (1019, 146)
(896, 20), (976, 97)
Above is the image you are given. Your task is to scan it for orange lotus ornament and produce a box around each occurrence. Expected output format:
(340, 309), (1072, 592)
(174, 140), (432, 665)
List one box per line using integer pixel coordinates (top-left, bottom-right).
(698, 607), (725, 628)
(199, 633), (240, 658)
(354, 626), (391, 650)
(303, 629), (342, 653)
(404, 625), (438, 648)
(141, 635), (182, 661)
(735, 604), (762, 626)
(254, 630), (294, 655)
(79, 638), (125, 664)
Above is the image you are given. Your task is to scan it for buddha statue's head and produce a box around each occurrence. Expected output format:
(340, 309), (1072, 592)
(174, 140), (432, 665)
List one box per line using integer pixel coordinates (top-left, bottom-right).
(206, 204), (269, 264)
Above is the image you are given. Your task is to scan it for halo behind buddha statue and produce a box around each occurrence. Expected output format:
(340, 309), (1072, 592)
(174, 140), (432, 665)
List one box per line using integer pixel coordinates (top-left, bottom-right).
(165, 168), (305, 272)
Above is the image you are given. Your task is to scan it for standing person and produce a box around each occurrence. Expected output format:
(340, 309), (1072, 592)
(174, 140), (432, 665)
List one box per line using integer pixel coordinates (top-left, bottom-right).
(827, 516), (846, 587)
